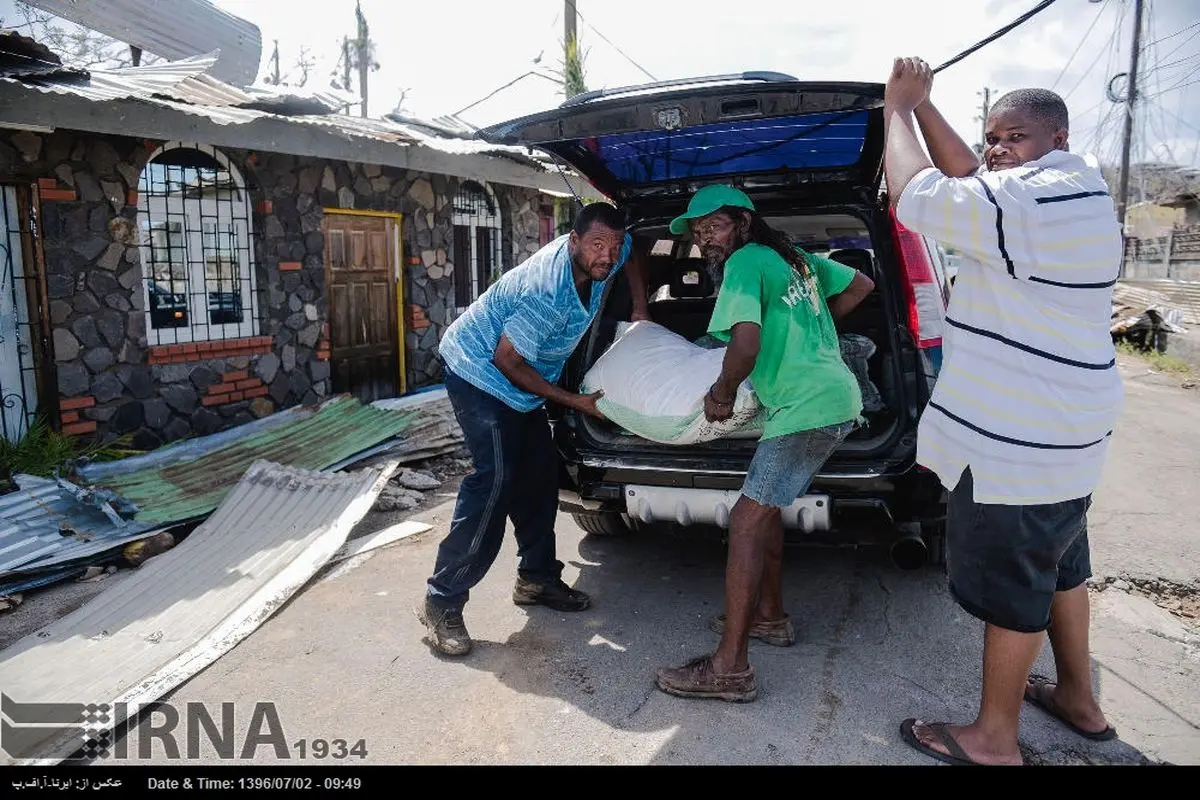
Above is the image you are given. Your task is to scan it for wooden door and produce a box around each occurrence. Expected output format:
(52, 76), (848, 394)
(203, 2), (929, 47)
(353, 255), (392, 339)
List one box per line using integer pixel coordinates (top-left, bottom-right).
(322, 213), (402, 404)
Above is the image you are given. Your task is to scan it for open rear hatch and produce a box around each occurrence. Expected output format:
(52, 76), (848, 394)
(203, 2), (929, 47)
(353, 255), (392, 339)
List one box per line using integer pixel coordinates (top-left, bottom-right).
(478, 75), (924, 474)
(476, 73), (887, 208)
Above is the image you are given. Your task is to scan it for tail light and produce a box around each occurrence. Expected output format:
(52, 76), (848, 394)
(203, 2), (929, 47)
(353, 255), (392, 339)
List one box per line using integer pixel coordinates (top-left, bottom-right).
(889, 210), (945, 350)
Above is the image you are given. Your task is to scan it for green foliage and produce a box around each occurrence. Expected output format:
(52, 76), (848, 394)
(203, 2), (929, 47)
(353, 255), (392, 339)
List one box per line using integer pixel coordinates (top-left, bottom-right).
(0, 417), (139, 492)
(562, 34), (589, 99)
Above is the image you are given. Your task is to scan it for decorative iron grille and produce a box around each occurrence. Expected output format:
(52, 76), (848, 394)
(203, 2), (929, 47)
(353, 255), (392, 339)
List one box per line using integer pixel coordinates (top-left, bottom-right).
(0, 184), (44, 444)
(137, 143), (259, 346)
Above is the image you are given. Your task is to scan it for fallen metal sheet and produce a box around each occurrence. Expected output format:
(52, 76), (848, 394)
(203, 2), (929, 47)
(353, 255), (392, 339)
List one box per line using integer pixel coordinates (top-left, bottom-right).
(0, 458), (395, 765)
(371, 386), (449, 412)
(0, 474), (167, 595)
(79, 395), (418, 526)
(330, 521), (432, 564)
(74, 403), (317, 484)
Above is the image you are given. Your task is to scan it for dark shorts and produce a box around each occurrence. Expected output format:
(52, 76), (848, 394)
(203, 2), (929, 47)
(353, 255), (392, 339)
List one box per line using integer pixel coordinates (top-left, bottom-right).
(946, 467), (1093, 633)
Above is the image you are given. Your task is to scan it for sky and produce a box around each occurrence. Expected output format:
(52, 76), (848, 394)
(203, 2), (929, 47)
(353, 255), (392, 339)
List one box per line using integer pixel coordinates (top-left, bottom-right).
(5, 0), (1200, 170)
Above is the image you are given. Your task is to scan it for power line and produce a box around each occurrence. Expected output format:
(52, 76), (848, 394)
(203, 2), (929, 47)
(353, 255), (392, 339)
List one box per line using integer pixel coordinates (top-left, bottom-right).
(573, 7), (657, 82)
(1052, 0), (1111, 90)
(1140, 19), (1200, 50)
(1158, 26), (1200, 63)
(451, 69), (563, 118)
(1144, 75), (1200, 99)
(932, 0), (1061, 73)
(1151, 52), (1200, 74)
(1063, 0), (1128, 100)
(1147, 95), (1200, 137)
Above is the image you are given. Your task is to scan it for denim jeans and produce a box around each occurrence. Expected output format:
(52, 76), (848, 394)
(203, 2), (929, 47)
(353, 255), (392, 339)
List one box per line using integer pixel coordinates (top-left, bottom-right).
(426, 364), (563, 612)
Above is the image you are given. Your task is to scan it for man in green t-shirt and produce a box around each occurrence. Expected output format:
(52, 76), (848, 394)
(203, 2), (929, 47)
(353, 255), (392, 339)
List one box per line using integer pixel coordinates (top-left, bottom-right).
(655, 184), (875, 703)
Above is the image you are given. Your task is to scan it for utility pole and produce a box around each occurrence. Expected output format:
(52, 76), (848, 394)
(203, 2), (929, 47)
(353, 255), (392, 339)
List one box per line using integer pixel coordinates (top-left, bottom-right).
(977, 87), (993, 156)
(565, 0), (577, 53)
(269, 39), (281, 85)
(355, 0), (370, 118)
(340, 36), (353, 113)
(1116, 0), (1145, 239)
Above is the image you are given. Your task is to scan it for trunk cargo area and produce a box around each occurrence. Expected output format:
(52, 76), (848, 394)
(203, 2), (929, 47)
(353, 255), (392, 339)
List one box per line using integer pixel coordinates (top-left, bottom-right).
(565, 207), (906, 464)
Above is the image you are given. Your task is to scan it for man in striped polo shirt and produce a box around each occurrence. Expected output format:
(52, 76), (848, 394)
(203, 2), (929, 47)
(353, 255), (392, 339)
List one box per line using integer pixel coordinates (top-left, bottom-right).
(883, 58), (1124, 765)
(418, 202), (650, 657)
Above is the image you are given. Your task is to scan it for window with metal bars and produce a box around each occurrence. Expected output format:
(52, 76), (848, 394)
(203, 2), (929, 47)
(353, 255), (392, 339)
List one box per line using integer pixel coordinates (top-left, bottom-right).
(451, 180), (501, 310)
(136, 143), (259, 346)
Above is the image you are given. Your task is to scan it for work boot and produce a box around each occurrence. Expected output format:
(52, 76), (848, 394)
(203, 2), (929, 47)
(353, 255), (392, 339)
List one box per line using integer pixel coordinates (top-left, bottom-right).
(416, 598), (471, 656)
(512, 577), (591, 611)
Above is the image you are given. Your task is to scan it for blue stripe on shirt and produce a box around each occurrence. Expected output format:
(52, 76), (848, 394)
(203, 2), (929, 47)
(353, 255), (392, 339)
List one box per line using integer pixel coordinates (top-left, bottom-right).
(439, 233), (631, 411)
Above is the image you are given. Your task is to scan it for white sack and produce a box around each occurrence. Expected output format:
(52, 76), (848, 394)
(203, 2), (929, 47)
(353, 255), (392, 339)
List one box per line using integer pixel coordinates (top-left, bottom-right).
(580, 321), (765, 444)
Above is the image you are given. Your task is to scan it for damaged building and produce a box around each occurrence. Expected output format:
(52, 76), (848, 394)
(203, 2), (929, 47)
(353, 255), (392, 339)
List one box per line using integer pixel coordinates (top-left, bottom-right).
(0, 31), (584, 450)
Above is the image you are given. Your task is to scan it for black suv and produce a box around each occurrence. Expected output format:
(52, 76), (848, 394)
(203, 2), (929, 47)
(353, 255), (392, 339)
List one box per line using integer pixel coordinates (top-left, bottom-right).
(479, 74), (952, 568)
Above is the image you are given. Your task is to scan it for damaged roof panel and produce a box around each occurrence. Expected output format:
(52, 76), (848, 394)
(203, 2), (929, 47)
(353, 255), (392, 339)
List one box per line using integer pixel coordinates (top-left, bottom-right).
(0, 458), (392, 765)
(0, 474), (161, 594)
(0, 395), (420, 594)
(80, 395), (418, 526)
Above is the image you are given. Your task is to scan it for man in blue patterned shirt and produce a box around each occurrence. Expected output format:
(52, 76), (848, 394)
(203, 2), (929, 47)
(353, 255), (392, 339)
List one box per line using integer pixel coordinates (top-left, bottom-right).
(418, 202), (649, 657)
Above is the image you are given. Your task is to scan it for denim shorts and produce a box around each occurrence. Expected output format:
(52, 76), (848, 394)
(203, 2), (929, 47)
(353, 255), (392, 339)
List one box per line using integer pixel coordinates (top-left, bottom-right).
(741, 420), (855, 508)
(946, 467), (1093, 633)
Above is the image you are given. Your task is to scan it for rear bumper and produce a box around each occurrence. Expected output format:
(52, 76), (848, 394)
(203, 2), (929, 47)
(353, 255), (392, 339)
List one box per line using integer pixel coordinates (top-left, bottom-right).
(559, 450), (947, 540)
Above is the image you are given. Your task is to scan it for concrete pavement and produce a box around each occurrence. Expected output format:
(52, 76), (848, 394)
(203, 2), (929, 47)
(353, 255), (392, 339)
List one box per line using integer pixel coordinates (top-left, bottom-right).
(3, 353), (1195, 766)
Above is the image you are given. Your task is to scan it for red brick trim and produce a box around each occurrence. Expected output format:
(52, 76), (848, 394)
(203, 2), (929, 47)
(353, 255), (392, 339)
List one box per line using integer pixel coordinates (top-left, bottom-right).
(37, 178), (58, 190)
(148, 336), (274, 364)
(40, 188), (78, 202)
(244, 385), (270, 398)
(279, 261), (302, 272)
(62, 421), (97, 436)
(60, 411), (80, 425)
(59, 395), (96, 411)
(222, 370), (249, 383)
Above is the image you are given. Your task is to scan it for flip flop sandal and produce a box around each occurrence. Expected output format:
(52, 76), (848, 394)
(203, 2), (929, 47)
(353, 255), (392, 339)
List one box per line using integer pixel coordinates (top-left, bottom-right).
(900, 719), (987, 766)
(1024, 674), (1118, 742)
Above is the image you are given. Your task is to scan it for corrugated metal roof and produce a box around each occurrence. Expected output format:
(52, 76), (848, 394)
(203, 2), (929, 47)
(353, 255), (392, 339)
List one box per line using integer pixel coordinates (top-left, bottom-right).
(79, 395), (418, 526)
(0, 474), (162, 596)
(0, 45), (550, 162)
(0, 393), (463, 596)
(1115, 281), (1200, 326)
(0, 458), (393, 765)
(21, 0), (263, 87)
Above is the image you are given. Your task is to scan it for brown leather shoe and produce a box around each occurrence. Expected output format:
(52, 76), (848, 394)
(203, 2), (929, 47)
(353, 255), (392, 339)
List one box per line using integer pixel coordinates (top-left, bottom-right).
(655, 655), (757, 702)
(708, 613), (795, 647)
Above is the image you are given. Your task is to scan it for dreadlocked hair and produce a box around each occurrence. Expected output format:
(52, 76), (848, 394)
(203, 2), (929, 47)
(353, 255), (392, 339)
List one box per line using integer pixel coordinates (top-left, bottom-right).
(720, 206), (811, 278)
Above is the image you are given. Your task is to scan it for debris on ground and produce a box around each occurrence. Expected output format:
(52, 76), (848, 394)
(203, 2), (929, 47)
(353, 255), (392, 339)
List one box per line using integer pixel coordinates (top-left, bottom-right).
(374, 485), (425, 512)
(0, 388), (463, 601)
(1089, 575), (1200, 625)
(75, 565), (118, 584)
(121, 531), (177, 567)
(0, 457), (395, 765)
(395, 468), (442, 491)
(0, 593), (22, 612)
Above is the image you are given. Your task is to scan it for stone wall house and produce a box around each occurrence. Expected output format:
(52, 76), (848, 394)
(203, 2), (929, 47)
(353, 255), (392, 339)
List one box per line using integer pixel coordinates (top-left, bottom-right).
(0, 37), (587, 449)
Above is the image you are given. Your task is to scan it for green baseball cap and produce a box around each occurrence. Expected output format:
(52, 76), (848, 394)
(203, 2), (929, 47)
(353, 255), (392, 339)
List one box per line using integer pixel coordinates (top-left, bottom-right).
(668, 184), (755, 235)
